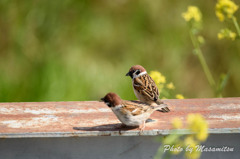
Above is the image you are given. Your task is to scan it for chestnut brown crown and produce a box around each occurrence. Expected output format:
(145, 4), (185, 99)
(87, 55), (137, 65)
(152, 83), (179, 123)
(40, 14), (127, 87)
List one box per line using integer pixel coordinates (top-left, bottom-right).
(126, 65), (147, 79)
(101, 92), (122, 107)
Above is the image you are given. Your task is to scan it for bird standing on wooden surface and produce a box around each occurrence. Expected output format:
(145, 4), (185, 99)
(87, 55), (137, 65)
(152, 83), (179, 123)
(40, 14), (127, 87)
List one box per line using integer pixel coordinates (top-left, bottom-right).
(126, 65), (170, 112)
(101, 92), (169, 130)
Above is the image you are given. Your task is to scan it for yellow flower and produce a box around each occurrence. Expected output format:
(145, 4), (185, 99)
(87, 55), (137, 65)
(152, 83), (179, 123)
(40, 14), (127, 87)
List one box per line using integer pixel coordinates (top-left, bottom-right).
(216, 12), (225, 21)
(182, 6), (202, 22)
(216, 0), (239, 21)
(218, 32), (224, 39)
(149, 71), (166, 85)
(172, 118), (182, 129)
(176, 94), (184, 99)
(197, 127), (208, 141)
(167, 82), (175, 89)
(159, 76), (166, 84)
(229, 31), (237, 40)
(184, 136), (201, 159)
(187, 114), (209, 141)
(184, 136), (197, 148)
(218, 28), (236, 40)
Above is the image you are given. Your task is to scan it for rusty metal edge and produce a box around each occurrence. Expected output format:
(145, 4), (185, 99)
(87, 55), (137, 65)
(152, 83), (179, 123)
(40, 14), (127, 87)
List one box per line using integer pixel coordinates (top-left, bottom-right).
(0, 128), (239, 138)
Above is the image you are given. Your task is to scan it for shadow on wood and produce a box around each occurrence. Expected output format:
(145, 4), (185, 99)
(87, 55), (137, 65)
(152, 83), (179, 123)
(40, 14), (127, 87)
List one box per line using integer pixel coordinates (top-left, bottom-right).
(73, 124), (139, 131)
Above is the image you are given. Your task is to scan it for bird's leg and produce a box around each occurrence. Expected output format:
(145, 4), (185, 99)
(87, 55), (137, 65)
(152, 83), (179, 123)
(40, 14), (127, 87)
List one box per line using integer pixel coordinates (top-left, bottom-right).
(118, 124), (127, 134)
(139, 121), (146, 133)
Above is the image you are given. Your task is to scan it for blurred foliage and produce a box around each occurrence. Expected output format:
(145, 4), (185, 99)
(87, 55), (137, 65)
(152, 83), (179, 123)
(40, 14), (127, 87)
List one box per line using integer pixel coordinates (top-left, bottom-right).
(155, 114), (209, 159)
(0, 0), (240, 102)
(149, 71), (184, 99)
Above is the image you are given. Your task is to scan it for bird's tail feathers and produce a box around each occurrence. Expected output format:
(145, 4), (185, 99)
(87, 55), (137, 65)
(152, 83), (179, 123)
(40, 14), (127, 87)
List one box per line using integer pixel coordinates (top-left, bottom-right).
(155, 103), (170, 113)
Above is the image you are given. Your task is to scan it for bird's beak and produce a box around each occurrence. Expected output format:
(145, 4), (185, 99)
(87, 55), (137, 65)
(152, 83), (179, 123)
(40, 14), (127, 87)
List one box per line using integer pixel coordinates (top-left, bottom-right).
(126, 72), (130, 76)
(100, 98), (104, 102)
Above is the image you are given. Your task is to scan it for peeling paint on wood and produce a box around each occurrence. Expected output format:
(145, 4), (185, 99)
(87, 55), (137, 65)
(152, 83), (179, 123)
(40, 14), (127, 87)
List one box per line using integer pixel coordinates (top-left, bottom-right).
(0, 98), (240, 138)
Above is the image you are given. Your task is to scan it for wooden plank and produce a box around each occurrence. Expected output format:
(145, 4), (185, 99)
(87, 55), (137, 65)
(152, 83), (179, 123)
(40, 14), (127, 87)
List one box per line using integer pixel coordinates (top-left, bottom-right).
(0, 98), (240, 138)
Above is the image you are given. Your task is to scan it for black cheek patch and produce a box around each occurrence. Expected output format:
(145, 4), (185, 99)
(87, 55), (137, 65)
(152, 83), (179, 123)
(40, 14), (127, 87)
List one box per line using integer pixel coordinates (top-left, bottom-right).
(135, 70), (141, 75)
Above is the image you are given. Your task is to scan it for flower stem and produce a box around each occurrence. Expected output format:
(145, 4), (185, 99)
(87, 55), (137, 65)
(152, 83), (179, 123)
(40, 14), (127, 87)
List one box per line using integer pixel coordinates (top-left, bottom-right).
(189, 30), (216, 93)
(232, 17), (240, 37)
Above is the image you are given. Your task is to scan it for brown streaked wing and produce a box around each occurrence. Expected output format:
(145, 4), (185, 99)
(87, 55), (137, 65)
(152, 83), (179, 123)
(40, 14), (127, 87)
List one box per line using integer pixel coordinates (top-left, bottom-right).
(133, 74), (159, 101)
(133, 77), (145, 92)
(122, 100), (151, 116)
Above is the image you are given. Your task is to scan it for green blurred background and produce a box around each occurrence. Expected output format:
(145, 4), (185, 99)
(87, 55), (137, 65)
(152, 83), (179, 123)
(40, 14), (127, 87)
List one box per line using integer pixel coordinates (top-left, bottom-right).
(0, 0), (239, 102)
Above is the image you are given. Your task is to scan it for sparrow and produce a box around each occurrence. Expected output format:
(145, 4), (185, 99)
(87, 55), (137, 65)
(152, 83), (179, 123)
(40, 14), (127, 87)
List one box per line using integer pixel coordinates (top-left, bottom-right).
(126, 65), (170, 112)
(101, 92), (169, 130)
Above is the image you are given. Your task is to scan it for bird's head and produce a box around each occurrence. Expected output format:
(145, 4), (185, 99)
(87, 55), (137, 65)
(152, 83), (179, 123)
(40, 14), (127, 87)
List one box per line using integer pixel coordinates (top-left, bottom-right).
(101, 92), (122, 107)
(126, 65), (147, 79)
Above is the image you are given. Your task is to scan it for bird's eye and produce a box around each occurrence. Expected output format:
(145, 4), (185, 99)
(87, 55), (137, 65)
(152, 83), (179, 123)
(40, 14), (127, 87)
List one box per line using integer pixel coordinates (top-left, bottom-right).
(135, 70), (141, 75)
